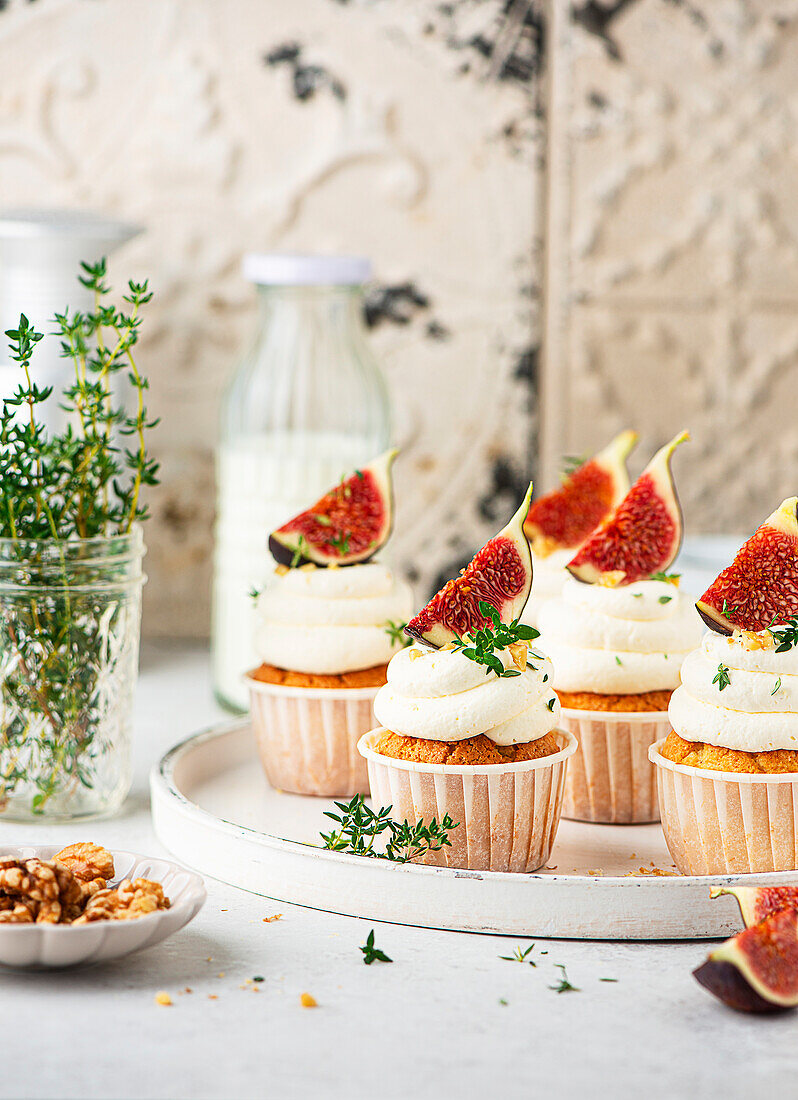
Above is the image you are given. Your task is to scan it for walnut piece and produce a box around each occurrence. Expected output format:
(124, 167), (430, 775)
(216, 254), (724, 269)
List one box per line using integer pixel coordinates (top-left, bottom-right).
(53, 842), (115, 884)
(73, 878), (170, 925)
(0, 858), (66, 924)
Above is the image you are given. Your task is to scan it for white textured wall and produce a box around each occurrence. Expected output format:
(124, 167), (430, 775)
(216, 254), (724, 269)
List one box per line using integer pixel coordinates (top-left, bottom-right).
(0, 0), (542, 636)
(543, 0), (798, 534)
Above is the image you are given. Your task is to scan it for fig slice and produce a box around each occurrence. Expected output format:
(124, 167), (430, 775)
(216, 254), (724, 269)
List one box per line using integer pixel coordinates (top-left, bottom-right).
(406, 483), (534, 648)
(269, 449), (397, 568)
(711, 885), (798, 928)
(524, 429), (637, 555)
(696, 498), (798, 634)
(693, 908), (798, 1013)
(566, 431), (689, 586)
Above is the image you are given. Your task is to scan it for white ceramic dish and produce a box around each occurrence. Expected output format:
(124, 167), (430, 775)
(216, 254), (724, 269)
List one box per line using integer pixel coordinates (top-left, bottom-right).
(0, 847), (206, 969)
(151, 719), (798, 941)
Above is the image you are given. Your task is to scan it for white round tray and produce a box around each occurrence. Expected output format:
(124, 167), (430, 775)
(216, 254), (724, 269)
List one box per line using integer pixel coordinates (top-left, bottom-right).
(150, 719), (798, 940)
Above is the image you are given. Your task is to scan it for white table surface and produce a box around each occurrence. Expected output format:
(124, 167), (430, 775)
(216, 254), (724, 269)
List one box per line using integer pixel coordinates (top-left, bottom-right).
(2, 538), (796, 1100)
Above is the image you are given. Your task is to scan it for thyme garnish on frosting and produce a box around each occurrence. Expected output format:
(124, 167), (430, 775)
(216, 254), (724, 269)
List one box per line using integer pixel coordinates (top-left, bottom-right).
(450, 601), (541, 679)
(650, 571), (681, 585)
(384, 620), (412, 648)
(713, 663), (731, 692)
(768, 618), (798, 653)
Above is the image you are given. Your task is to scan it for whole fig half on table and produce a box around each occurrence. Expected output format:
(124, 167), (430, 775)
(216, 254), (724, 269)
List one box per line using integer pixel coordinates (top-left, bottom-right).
(694, 907), (798, 1014)
(523, 429), (637, 556)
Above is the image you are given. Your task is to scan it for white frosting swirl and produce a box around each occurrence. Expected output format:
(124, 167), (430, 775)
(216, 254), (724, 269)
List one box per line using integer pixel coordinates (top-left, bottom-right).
(254, 562), (414, 674)
(537, 576), (703, 693)
(669, 631), (798, 752)
(521, 548), (572, 629)
(373, 645), (560, 746)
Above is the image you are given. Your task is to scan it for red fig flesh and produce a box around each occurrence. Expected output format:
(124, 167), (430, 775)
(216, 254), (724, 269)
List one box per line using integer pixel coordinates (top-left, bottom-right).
(524, 430), (637, 554)
(694, 908), (798, 1013)
(567, 431), (688, 586)
(696, 498), (798, 634)
(406, 484), (533, 648)
(269, 449), (397, 567)
(711, 885), (798, 928)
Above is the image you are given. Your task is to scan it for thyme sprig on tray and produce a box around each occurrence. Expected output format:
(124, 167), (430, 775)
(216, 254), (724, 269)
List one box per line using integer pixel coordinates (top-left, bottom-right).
(549, 964), (580, 993)
(450, 601), (540, 679)
(500, 944), (536, 965)
(321, 795), (457, 862)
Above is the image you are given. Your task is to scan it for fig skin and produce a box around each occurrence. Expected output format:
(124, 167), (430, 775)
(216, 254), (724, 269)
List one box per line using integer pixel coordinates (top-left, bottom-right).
(694, 908), (798, 1013)
(693, 959), (787, 1014)
(566, 431), (688, 587)
(269, 449), (397, 568)
(406, 483), (534, 649)
(524, 429), (637, 554)
(696, 497), (798, 635)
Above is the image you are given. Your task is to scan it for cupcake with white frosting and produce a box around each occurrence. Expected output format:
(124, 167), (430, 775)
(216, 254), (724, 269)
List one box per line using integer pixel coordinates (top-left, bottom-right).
(652, 627), (798, 874)
(247, 562), (412, 797)
(246, 454), (414, 798)
(358, 642), (576, 872)
(537, 575), (702, 824)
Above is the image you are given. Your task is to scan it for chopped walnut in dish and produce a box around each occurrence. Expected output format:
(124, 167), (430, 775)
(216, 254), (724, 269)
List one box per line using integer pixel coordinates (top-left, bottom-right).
(0, 844), (170, 926)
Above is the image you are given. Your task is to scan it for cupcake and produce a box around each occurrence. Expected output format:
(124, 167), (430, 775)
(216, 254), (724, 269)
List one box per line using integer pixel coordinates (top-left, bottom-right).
(652, 497), (798, 874)
(358, 486), (577, 872)
(246, 451), (413, 797)
(521, 430), (637, 627)
(537, 431), (703, 823)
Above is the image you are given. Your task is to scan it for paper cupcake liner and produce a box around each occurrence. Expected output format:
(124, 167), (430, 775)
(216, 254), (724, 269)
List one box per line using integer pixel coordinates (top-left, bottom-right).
(650, 739), (798, 875)
(357, 728), (577, 873)
(559, 708), (669, 824)
(247, 675), (378, 797)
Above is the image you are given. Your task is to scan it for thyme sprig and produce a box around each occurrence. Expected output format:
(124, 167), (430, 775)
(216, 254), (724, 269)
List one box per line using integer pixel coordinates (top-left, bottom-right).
(321, 795), (456, 862)
(500, 944), (536, 965)
(360, 930), (392, 965)
(549, 964), (580, 993)
(768, 618), (798, 653)
(384, 620), (412, 648)
(713, 663), (731, 692)
(650, 571), (681, 585)
(560, 453), (586, 481)
(450, 601), (540, 679)
(0, 263), (159, 814)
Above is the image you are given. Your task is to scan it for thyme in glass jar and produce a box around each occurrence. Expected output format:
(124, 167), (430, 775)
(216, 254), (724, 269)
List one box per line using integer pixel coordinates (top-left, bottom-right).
(0, 262), (159, 813)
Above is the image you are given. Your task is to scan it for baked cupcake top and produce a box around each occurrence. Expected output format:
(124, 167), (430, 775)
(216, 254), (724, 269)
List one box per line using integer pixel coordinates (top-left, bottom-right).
(373, 643), (560, 746)
(669, 629), (798, 753)
(537, 576), (703, 694)
(254, 562), (414, 675)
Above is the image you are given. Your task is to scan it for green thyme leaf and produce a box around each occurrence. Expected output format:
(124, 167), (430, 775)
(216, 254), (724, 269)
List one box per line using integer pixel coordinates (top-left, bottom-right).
(769, 619), (798, 653)
(549, 964), (580, 993)
(713, 663), (731, 692)
(500, 944), (536, 965)
(650, 571), (681, 585)
(384, 620), (412, 648)
(721, 599), (737, 621)
(360, 929), (392, 966)
(658, 596), (672, 604)
(773, 678), (782, 696)
(615, 656), (623, 666)
(546, 697), (556, 711)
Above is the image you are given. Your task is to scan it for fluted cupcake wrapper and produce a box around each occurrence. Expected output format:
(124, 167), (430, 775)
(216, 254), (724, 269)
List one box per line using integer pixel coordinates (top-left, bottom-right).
(247, 676), (377, 797)
(650, 739), (798, 875)
(559, 709), (669, 824)
(357, 728), (577, 873)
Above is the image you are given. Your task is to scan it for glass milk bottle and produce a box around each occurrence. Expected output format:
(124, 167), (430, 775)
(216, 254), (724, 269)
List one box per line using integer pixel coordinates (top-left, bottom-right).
(212, 254), (391, 710)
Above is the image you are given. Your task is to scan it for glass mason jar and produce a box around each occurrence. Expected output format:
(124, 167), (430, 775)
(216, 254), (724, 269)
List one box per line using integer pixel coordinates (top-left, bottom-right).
(212, 254), (391, 711)
(0, 529), (145, 821)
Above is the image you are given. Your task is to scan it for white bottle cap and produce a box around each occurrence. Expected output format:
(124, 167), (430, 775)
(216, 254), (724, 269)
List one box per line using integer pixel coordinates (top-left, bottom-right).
(242, 253), (372, 287)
